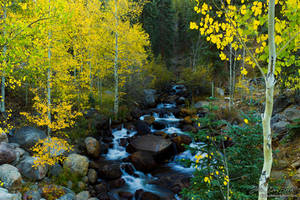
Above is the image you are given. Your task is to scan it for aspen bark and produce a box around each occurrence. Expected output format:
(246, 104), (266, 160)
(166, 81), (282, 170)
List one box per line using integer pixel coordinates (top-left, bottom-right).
(258, 0), (276, 199)
(1, 4), (7, 113)
(47, 0), (52, 135)
(113, 0), (119, 116)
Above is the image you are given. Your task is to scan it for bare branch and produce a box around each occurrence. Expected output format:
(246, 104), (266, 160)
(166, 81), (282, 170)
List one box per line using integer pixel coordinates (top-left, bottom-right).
(277, 31), (300, 56)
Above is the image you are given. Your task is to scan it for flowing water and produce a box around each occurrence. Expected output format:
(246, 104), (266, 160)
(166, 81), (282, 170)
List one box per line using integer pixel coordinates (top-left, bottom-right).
(104, 87), (203, 199)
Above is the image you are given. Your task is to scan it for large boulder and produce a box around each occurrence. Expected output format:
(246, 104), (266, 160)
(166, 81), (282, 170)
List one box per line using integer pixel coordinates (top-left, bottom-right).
(273, 94), (292, 114)
(150, 170), (191, 194)
(144, 89), (157, 107)
(283, 106), (300, 122)
(0, 187), (22, 200)
(272, 121), (290, 135)
(171, 135), (192, 152)
(64, 154), (89, 176)
(127, 151), (157, 173)
(127, 135), (175, 161)
(135, 189), (161, 200)
(143, 116), (155, 125)
(96, 161), (122, 180)
(85, 137), (101, 158)
(0, 164), (22, 189)
(9, 127), (46, 151)
(134, 121), (151, 135)
(0, 142), (17, 164)
(16, 156), (48, 181)
(152, 121), (166, 130)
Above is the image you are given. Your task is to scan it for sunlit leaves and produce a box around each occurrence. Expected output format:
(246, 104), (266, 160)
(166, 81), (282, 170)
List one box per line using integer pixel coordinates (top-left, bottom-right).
(190, 0), (299, 89)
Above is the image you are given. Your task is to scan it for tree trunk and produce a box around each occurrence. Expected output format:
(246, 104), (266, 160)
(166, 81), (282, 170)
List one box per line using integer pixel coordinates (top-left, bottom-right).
(1, 5), (7, 113)
(113, 0), (119, 116)
(229, 44), (232, 109)
(47, 0), (52, 136)
(258, 0), (276, 199)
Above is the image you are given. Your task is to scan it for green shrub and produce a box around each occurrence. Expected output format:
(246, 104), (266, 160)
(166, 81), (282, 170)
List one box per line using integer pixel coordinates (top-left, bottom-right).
(144, 59), (175, 91)
(180, 66), (211, 97)
(50, 167), (84, 194)
(181, 99), (265, 200)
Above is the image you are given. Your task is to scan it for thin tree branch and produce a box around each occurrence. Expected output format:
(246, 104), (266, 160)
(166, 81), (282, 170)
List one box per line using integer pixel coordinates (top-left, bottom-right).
(277, 31), (300, 56)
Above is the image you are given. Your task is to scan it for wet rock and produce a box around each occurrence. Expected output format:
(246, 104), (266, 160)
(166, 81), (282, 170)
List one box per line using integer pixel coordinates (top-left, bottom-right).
(0, 164), (22, 189)
(85, 137), (101, 158)
(127, 135), (175, 160)
(134, 121), (151, 135)
(131, 108), (143, 120)
(143, 116), (155, 125)
(16, 156), (48, 181)
(119, 138), (128, 147)
(64, 154), (89, 176)
(135, 189), (160, 200)
(94, 182), (110, 200)
(108, 178), (125, 188)
(150, 170), (191, 194)
(9, 127), (46, 151)
(180, 124), (197, 133)
(153, 131), (169, 139)
(183, 116), (193, 124)
(176, 97), (185, 105)
(96, 161), (122, 180)
(127, 151), (157, 173)
(94, 182), (108, 194)
(171, 135), (192, 152)
(152, 121), (166, 130)
(118, 191), (133, 199)
(162, 95), (178, 104)
(88, 169), (97, 184)
(121, 163), (135, 175)
(0, 142), (17, 164)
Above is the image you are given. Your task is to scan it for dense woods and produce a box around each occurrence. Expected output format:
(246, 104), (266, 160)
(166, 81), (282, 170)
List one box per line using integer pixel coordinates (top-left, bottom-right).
(0, 0), (299, 199)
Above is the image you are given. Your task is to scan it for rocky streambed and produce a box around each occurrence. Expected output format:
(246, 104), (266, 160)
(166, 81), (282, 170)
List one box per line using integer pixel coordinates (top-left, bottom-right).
(1, 85), (298, 200)
(0, 85), (205, 200)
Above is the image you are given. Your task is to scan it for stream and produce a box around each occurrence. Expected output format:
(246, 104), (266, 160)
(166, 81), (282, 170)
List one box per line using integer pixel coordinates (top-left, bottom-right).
(98, 86), (203, 200)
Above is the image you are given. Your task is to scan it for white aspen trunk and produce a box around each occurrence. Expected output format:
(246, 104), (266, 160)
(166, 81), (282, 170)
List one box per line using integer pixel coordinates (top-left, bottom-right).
(113, 0), (119, 116)
(89, 51), (93, 93)
(258, 0), (276, 199)
(229, 44), (232, 109)
(232, 51), (236, 101)
(1, 5), (7, 113)
(98, 77), (102, 105)
(47, 0), (52, 136)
